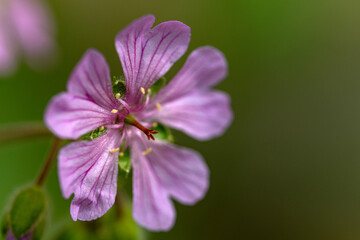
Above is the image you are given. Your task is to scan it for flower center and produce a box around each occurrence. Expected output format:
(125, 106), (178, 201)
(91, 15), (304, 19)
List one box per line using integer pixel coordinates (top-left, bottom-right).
(124, 115), (158, 141)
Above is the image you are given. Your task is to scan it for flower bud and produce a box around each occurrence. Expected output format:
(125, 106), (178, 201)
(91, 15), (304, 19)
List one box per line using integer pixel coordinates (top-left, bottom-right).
(1, 186), (47, 240)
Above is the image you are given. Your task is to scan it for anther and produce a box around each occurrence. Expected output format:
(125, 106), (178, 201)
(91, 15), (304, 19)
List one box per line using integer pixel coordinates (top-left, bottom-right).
(99, 126), (104, 131)
(156, 103), (162, 111)
(141, 87), (146, 95)
(147, 88), (151, 94)
(115, 93), (121, 99)
(109, 148), (119, 153)
(119, 152), (124, 157)
(142, 148), (152, 156)
(111, 109), (118, 113)
(153, 122), (158, 128)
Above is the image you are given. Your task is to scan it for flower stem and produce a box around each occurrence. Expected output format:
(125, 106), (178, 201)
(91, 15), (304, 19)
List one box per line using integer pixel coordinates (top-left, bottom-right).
(115, 189), (124, 219)
(0, 122), (51, 145)
(35, 137), (62, 186)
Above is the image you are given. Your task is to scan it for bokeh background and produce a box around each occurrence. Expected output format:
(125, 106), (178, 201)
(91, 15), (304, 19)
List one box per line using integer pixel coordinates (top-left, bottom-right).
(1, 0), (360, 239)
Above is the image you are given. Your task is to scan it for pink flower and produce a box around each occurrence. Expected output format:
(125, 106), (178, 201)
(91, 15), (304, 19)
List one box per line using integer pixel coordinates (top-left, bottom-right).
(0, 0), (55, 76)
(45, 15), (233, 231)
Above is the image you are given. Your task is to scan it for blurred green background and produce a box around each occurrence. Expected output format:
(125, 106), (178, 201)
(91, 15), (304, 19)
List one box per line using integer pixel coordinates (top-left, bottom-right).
(1, 0), (360, 239)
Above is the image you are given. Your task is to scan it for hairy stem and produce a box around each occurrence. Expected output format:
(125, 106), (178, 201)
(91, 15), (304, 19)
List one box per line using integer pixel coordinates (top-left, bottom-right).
(36, 137), (62, 186)
(0, 122), (51, 145)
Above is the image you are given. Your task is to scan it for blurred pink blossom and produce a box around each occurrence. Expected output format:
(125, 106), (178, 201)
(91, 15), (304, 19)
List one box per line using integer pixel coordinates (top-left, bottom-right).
(0, 0), (56, 76)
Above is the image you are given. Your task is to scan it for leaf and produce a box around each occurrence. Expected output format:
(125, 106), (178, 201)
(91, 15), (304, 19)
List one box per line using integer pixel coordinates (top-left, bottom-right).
(1, 213), (9, 238)
(112, 76), (126, 98)
(9, 186), (46, 239)
(153, 123), (174, 143)
(150, 77), (167, 95)
(118, 149), (131, 177)
(80, 127), (107, 141)
(32, 216), (46, 240)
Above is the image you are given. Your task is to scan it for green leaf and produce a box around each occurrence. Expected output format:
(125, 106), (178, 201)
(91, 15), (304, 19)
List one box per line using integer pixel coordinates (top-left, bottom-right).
(153, 123), (174, 143)
(150, 77), (167, 95)
(1, 213), (9, 238)
(9, 186), (46, 239)
(32, 216), (46, 240)
(112, 76), (126, 98)
(81, 127), (107, 141)
(118, 149), (131, 177)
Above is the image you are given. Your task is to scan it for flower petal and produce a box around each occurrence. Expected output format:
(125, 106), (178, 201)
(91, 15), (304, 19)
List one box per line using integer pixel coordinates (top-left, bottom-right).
(8, 0), (55, 60)
(45, 92), (115, 139)
(67, 49), (118, 110)
(115, 15), (191, 105)
(147, 91), (233, 140)
(155, 46), (228, 103)
(146, 139), (209, 205)
(131, 136), (175, 231)
(58, 129), (121, 221)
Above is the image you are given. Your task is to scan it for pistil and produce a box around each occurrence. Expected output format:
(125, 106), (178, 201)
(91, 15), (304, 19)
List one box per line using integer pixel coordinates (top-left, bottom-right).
(124, 115), (158, 141)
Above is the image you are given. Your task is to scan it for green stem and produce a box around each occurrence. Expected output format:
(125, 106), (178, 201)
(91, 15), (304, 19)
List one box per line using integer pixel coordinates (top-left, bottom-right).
(36, 137), (62, 186)
(115, 189), (124, 219)
(0, 122), (51, 145)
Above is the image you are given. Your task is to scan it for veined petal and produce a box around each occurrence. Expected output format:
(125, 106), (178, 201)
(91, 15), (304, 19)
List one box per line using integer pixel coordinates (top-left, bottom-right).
(58, 129), (121, 221)
(146, 139), (209, 205)
(8, 0), (55, 60)
(45, 93), (115, 139)
(155, 46), (228, 103)
(131, 136), (175, 231)
(67, 49), (118, 110)
(115, 15), (190, 105)
(147, 91), (233, 141)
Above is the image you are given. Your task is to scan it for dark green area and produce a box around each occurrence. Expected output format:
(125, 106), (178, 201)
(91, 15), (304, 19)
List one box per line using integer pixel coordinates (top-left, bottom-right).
(1, 213), (9, 238)
(153, 123), (174, 143)
(112, 76), (126, 99)
(81, 127), (107, 141)
(118, 149), (132, 177)
(54, 196), (144, 240)
(0, 0), (360, 239)
(9, 186), (46, 238)
(150, 77), (167, 95)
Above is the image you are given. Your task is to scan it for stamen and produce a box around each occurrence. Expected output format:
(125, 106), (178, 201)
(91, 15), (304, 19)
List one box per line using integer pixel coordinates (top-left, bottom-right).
(90, 130), (94, 140)
(119, 152), (124, 157)
(142, 148), (152, 156)
(153, 122), (158, 128)
(109, 148), (119, 153)
(134, 92), (150, 112)
(117, 98), (131, 115)
(105, 123), (123, 129)
(111, 109), (118, 113)
(99, 126), (105, 131)
(156, 103), (162, 111)
(115, 93), (121, 99)
(133, 87), (151, 112)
